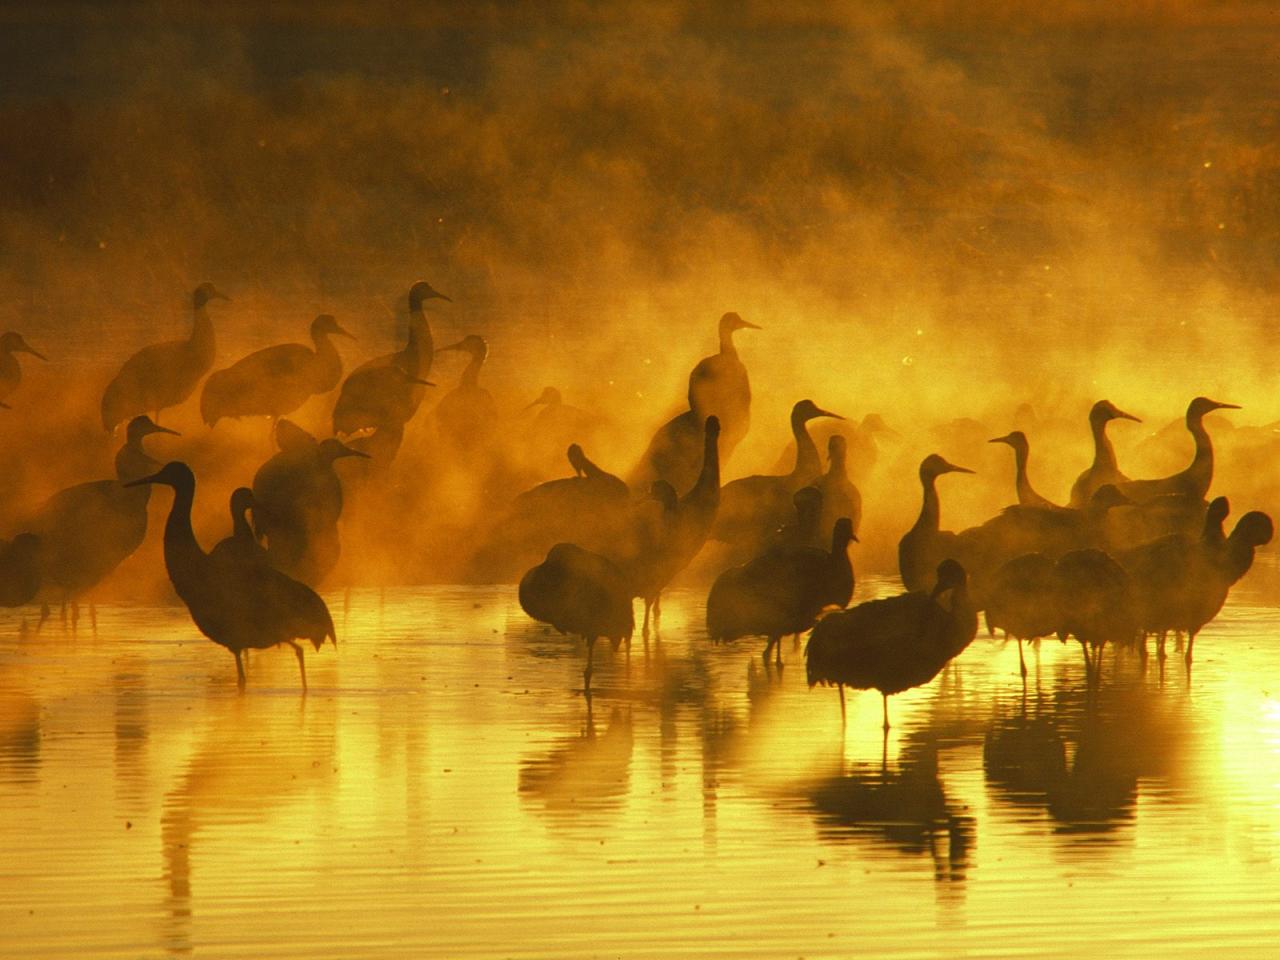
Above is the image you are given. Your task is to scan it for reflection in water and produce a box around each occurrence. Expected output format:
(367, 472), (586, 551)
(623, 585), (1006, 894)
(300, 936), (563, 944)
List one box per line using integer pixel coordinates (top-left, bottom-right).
(984, 673), (1191, 837)
(160, 697), (336, 955)
(519, 703), (633, 828)
(0, 586), (1277, 959)
(806, 745), (974, 892)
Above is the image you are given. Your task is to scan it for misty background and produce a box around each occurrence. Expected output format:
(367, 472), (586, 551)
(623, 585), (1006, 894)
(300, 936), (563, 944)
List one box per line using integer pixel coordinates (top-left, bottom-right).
(2, 1), (1279, 585)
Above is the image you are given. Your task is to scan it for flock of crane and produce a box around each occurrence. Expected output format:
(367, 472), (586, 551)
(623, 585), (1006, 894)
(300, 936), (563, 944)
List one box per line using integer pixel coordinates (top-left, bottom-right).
(0, 280), (1271, 729)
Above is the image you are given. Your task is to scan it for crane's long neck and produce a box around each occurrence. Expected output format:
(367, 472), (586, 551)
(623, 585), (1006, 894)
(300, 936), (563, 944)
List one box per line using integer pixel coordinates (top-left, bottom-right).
(459, 350), (484, 388)
(790, 414), (820, 482)
(685, 429), (720, 507)
(1090, 414), (1117, 472)
(1202, 510), (1227, 552)
(1183, 413), (1215, 492)
(827, 445), (848, 481)
(312, 330), (344, 392)
(914, 472), (941, 534)
(1012, 444), (1036, 504)
(1223, 535), (1258, 585)
(162, 481), (207, 592)
(189, 301), (215, 370)
(398, 307), (433, 379)
(718, 326), (738, 358)
(115, 437), (159, 490)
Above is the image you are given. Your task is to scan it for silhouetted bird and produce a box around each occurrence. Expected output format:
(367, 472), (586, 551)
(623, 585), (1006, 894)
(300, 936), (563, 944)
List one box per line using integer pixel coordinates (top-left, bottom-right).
(687, 311), (758, 456)
(806, 559), (977, 729)
(434, 334), (498, 459)
(952, 485), (1134, 603)
(0, 332), (46, 409)
(200, 314), (354, 426)
(126, 462), (335, 690)
(816, 434), (861, 537)
(612, 417), (721, 635)
(518, 542), (634, 693)
(208, 488), (267, 567)
(989, 431), (1061, 509)
(1054, 548), (1137, 680)
(101, 283), (229, 431)
(1115, 397), (1238, 504)
(1120, 499), (1272, 662)
(1068, 400), (1140, 508)
(713, 399), (843, 555)
(984, 552), (1061, 677)
(0, 534), (40, 607)
(631, 313), (757, 492)
(23, 415), (179, 625)
(252, 422), (368, 585)
(522, 386), (606, 470)
(898, 455), (973, 593)
(332, 280), (449, 436)
(766, 486), (824, 552)
(706, 517), (856, 666)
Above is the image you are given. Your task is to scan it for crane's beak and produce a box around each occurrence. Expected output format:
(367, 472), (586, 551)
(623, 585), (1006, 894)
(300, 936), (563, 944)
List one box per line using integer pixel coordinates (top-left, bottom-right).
(815, 407), (845, 421)
(942, 460), (974, 474)
(1210, 400), (1242, 411)
(1112, 408), (1141, 423)
(21, 343), (47, 361)
(988, 434), (1013, 445)
(334, 444), (372, 460)
(148, 424), (181, 437)
(437, 340), (465, 353)
(333, 323), (356, 340)
(738, 319), (761, 330)
(124, 471), (162, 488)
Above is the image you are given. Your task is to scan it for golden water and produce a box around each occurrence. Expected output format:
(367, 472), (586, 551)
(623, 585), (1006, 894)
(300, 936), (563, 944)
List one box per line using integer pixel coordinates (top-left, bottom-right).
(2, 578), (1280, 958)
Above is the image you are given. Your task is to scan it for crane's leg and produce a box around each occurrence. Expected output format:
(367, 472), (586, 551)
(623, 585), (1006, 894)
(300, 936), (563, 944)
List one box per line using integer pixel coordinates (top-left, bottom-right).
(1185, 630), (1197, 666)
(838, 684), (846, 722)
(71, 601), (80, 631)
(775, 636), (783, 668)
(37, 603), (49, 633)
(90, 601), (98, 636)
(1017, 639), (1027, 679)
(762, 637), (774, 666)
(653, 594), (662, 634)
(234, 650), (246, 690)
(882, 694), (890, 732)
(285, 641), (307, 693)
(584, 636), (597, 694)
(641, 599), (651, 640)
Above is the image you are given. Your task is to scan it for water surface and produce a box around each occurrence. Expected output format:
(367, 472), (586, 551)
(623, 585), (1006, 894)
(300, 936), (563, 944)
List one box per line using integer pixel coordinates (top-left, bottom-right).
(2, 578), (1279, 958)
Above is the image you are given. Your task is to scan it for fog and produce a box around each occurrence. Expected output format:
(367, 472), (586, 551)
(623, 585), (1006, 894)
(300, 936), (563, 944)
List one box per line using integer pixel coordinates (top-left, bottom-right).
(2, 2), (1279, 593)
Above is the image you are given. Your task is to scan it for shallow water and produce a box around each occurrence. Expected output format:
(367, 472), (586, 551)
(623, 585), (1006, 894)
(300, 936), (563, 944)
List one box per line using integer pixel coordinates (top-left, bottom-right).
(2, 577), (1279, 959)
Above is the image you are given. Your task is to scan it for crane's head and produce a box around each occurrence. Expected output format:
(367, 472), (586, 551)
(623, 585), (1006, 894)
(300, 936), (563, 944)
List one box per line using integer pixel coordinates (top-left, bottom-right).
(526, 386), (562, 409)
(827, 434), (847, 462)
(409, 280), (452, 311)
(193, 283), (230, 309)
(831, 516), (858, 548)
(313, 314), (355, 340)
(704, 415), (721, 439)
(125, 415), (180, 444)
(318, 438), (371, 463)
(988, 430), (1029, 452)
(228, 486), (256, 521)
(648, 480), (678, 512)
(919, 454), (973, 480)
(792, 399), (844, 424)
(931, 558), (967, 598)
(794, 485), (822, 514)
(1231, 511), (1274, 547)
(124, 461), (195, 489)
(566, 443), (588, 475)
(0, 332), (46, 360)
(860, 413), (898, 437)
(1088, 484), (1134, 512)
(719, 311), (760, 334)
(1187, 396), (1240, 422)
(1207, 496), (1231, 526)
(437, 334), (488, 362)
(1091, 399), (1140, 425)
